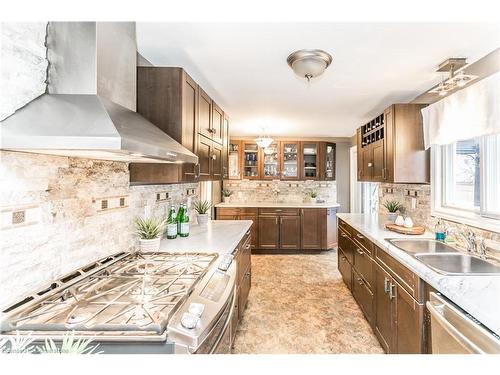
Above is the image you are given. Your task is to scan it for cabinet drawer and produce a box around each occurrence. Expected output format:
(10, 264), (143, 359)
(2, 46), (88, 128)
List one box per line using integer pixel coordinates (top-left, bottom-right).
(352, 229), (373, 255)
(353, 244), (374, 288)
(338, 219), (352, 236)
(218, 208), (241, 216)
(375, 246), (422, 302)
(352, 268), (374, 326)
(258, 208), (299, 216)
(338, 228), (354, 264)
(238, 267), (251, 320)
(338, 248), (352, 291)
(237, 238), (251, 284)
(240, 208), (258, 215)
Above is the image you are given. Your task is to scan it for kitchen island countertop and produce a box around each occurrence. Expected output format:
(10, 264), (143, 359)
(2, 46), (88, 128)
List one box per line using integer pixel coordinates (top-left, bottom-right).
(337, 213), (500, 336)
(159, 220), (253, 255)
(215, 202), (340, 208)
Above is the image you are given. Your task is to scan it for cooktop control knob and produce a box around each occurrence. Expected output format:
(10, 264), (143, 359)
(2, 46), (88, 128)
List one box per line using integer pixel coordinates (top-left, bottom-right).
(218, 254), (233, 271)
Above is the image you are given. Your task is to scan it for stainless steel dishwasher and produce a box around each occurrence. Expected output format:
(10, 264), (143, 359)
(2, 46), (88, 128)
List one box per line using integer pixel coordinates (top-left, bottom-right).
(427, 293), (500, 354)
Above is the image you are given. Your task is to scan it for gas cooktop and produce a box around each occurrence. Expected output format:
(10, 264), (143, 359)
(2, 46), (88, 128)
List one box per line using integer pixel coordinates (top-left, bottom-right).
(1, 252), (218, 336)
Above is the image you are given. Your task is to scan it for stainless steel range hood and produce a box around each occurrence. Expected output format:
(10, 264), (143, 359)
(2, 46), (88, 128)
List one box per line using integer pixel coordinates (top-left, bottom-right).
(0, 22), (198, 164)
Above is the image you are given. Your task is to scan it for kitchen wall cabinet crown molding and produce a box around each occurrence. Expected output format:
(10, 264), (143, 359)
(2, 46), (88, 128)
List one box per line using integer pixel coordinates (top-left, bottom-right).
(357, 104), (429, 184)
(130, 67), (230, 184)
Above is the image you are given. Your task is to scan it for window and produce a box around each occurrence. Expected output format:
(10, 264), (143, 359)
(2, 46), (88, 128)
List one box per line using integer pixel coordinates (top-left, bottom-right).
(432, 133), (500, 232)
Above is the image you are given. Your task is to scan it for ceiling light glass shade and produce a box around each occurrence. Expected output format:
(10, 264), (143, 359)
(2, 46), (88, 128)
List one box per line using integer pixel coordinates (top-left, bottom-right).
(255, 136), (273, 148)
(287, 49), (333, 81)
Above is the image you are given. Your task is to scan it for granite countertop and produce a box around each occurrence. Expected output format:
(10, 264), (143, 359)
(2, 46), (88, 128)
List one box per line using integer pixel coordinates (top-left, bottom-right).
(337, 213), (500, 336)
(215, 202), (340, 208)
(159, 220), (253, 255)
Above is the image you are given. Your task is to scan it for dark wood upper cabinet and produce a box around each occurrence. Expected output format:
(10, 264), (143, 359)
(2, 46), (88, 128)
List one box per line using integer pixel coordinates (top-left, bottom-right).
(222, 115), (230, 179)
(197, 134), (212, 181)
(319, 142), (336, 181)
(301, 142), (319, 180)
(301, 208), (323, 249)
(241, 141), (260, 179)
(211, 141), (223, 180)
(260, 142), (280, 180)
(198, 88), (212, 140)
(258, 216), (280, 249)
(211, 102), (224, 145)
(279, 215), (301, 249)
(357, 104), (429, 184)
(280, 140), (300, 180)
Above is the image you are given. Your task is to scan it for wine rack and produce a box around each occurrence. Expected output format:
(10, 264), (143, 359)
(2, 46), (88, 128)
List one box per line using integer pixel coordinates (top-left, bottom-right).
(361, 113), (385, 147)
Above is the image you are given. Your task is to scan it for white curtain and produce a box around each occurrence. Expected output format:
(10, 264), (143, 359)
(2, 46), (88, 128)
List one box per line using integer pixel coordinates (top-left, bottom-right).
(422, 71), (500, 149)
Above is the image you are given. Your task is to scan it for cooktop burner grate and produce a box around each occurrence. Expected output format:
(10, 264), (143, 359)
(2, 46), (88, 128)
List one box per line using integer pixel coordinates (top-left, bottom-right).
(3, 252), (217, 334)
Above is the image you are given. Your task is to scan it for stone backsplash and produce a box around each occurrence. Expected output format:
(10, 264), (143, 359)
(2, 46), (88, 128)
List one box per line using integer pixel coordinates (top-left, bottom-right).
(378, 182), (500, 244)
(222, 179), (337, 204)
(0, 150), (199, 308)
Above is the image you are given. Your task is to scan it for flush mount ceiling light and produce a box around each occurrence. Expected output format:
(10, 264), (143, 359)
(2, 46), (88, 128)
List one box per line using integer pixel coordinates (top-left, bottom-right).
(429, 58), (478, 96)
(287, 49), (333, 82)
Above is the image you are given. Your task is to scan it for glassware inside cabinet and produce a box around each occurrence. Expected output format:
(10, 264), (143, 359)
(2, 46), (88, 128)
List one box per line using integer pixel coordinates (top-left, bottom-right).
(282, 142), (298, 178)
(302, 143), (318, 179)
(263, 143), (279, 178)
(243, 142), (259, 177)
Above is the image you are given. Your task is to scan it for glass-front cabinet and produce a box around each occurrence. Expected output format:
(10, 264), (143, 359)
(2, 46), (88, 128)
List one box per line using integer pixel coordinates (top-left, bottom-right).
(261, 142), (280, 179)
(301, 142), (319, 179)
(321, 142), (336, 180)
(242, 142), (260, 179)
(281, 141), (300, 180)
(228, 140), (241, 179)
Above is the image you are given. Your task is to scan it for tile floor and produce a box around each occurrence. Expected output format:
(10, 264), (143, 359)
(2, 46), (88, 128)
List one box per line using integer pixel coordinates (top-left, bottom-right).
(232, 250), (384, 354)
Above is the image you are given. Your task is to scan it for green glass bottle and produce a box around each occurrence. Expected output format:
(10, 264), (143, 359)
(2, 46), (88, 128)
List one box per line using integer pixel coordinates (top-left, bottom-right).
(177, 203), (185, 235)
(179, 203), (190, 237)
(165, 206), (178, 239)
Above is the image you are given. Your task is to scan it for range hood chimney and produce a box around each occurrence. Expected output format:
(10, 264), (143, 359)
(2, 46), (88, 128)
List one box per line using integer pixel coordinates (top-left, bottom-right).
(0, 22), (198, 164)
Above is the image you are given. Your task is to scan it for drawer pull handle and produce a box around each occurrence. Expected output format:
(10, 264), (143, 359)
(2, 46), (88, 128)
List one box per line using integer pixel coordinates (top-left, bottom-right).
(341, 233), (348, 238)
(245, 272), (251, 277)
(341, 256), (346, 261)
(389, 282), (396, 300)
(356, 248), (364, 255)
(245, 244), (251, 250)
(384, 277), (390, 294)
(246, 230), (251, 236)
(356, 233), (365, 240)
(357, 278), (364, 285)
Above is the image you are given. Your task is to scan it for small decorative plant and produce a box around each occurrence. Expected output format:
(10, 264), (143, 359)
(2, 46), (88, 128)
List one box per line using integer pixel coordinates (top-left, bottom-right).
(382, 200), (402, 213)
(222, 189), (232, 197)
(193, 200), (211, 225)
(135, 216), (166, 252)
(310, 191), (318, 199)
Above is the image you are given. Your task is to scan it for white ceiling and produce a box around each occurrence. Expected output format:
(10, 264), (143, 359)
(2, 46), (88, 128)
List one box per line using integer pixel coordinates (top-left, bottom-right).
(137, 23), (500, 138)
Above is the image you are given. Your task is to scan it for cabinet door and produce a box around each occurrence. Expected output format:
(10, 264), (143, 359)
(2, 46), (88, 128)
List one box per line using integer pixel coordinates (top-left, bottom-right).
(228, 140), (241, 179)
(338, 248), (352, 290)
(181, 73), (198, 152)
(301, 208), (323, 249)
(238, 268), (251, 320)
(279, 216), (301, 249)
(261, 142), (280, 179)
(320, 142), (336, 180)
(352, 268), (374, 327)
(301, 142), (319, 179)
(197, 134), (212, 181)
(240, 215), (258, 250)
(241, 142), (260, 179)
(372, 141), (385, 182)
(326, 207), (337, 248)
(212, 102), (224, 145)
(374, 263), (394, 353)
(198, 88), (212, 139)
(281, 141), (300, 180)
(212, 141), (223, 180)
(258, 216), (279, 249)
(360, 145), (372, 181)
(395, 283), (424, 354)
(222, 115), (230, 179)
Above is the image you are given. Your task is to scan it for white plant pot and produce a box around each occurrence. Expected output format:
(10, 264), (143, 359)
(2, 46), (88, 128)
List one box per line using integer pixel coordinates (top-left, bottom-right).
(387, 212), (398, 222)
(197, 213), (209, 225)
(395, 215), (405, 226)
(139, 237), (161, 252)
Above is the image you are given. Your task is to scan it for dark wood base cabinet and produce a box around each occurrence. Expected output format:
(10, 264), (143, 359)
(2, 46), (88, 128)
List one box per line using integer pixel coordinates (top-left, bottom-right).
(216, 207), (338, 251)
(338, 218), (425, 354)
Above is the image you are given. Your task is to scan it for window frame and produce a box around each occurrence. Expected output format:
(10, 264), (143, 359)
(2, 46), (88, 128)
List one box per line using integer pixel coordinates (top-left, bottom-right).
(431, 137), (500, 233)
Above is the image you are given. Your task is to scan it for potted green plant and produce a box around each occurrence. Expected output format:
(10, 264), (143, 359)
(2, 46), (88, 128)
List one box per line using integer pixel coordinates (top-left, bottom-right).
(308, 191), (318, 203)
(135, 216), (166, 252)
(382, 200), (403, 222)
(193, 200), (211, 225)
(222, 189), (232, 203)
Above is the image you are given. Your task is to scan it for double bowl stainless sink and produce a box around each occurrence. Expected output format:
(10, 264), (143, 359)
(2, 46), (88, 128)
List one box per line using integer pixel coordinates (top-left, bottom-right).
(387, 239), (500, 276)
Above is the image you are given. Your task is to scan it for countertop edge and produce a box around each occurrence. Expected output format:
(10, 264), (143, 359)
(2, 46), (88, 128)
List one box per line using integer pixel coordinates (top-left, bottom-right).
(215, 202), (341, 208)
